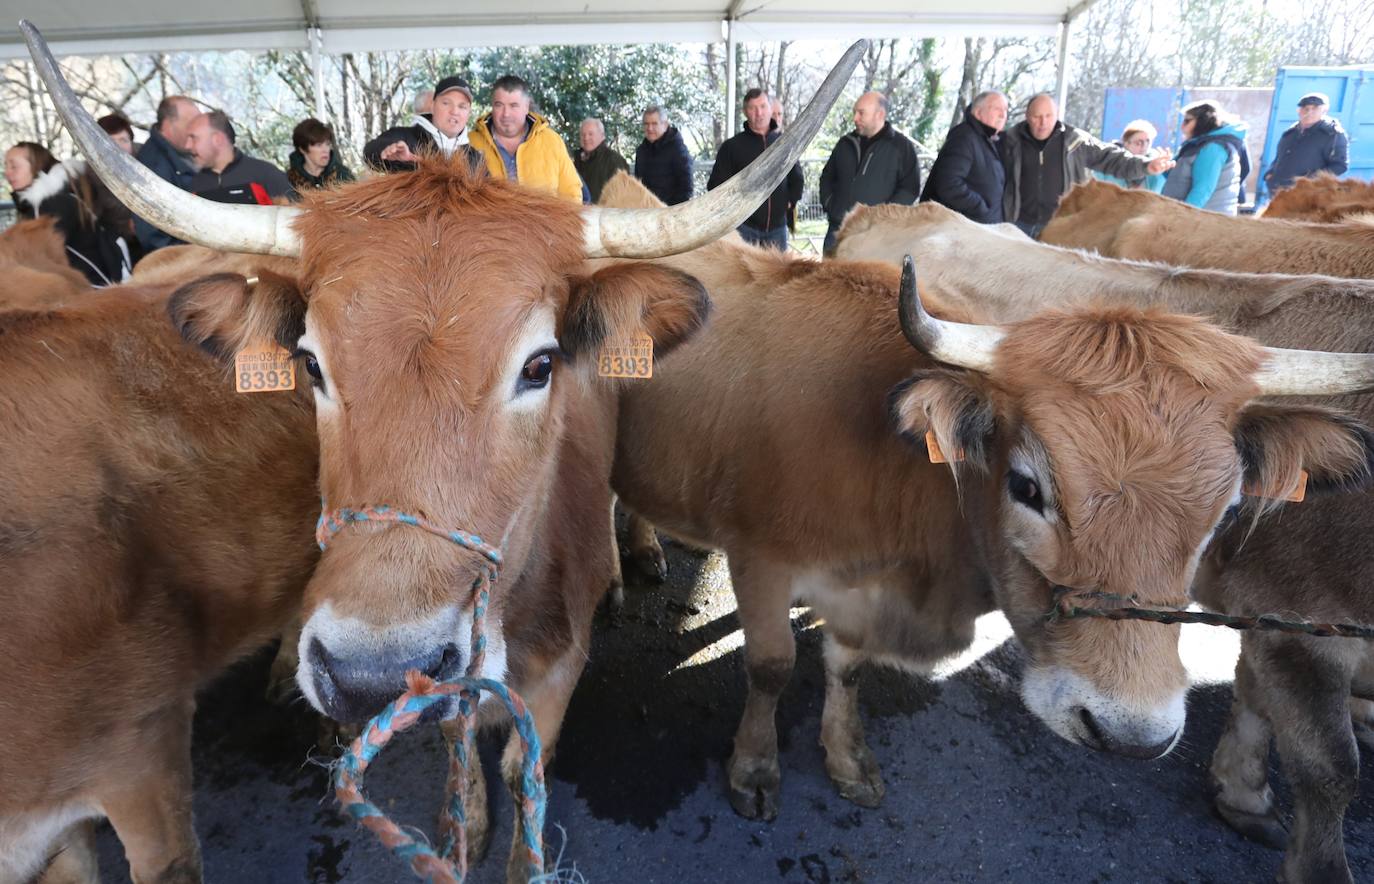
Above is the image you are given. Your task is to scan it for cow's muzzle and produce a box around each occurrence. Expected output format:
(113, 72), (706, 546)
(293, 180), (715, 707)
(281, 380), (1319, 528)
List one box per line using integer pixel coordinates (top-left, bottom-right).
(307, 635), (465, 725)
(1073, 705), (1180, 760)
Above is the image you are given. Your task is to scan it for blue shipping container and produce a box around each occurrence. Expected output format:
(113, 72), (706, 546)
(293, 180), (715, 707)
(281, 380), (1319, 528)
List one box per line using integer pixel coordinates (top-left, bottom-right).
(1255, 65), (1374, 203)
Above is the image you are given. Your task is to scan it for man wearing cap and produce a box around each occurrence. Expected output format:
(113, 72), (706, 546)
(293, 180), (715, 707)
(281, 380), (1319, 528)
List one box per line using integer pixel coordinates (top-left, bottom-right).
(1263, 92), (1349, 194)
(364, 76), (482, 173)
(468, 75), (582, 203)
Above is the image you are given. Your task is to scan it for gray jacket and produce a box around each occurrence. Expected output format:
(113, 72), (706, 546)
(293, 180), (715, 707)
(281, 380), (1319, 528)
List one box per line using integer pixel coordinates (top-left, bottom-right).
(1002, 121), (1151, 224)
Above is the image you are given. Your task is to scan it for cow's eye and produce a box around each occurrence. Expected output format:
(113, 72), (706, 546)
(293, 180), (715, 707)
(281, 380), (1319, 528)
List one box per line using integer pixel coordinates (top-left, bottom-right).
(1007, 470), (1044, 514)
(292, 348), (325, 387)
(518, 350), (557, 392)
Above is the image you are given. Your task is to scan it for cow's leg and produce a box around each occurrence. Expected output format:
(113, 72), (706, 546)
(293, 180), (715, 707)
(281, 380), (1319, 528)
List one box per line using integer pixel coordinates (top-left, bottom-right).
(726, 555), (794, 821)
(499, 647), (587, 884)
(605, 498), (625, 613)
(819, 635), (883, 807)
(34, 820), (100, 884)
(265, 622), (302, 705)
(437, 719), (491, 866)
(98, 711), (201, 884)
(1210, 643), (1286, 849)
(625, 510), (667, 583)
(1262, 637), (1359, 884)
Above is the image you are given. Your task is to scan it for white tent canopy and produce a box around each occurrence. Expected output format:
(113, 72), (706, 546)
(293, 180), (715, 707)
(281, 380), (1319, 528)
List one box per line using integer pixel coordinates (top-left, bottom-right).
(0, 1), (1095, 58)
(0, 0), (1096, 131)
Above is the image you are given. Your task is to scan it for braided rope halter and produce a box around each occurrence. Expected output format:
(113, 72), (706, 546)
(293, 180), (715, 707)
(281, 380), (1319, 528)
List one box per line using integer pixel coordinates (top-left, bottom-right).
(316, 504), (547, 882)
(1048, 585), (1374, 639)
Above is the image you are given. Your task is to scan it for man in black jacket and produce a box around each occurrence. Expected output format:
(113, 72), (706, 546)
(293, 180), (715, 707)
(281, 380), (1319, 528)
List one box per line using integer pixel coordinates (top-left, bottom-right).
(185, 110), (291, 204)
(1263, 92), (1350, 195)
(634, 104), (693, 205)
(134, 94), (199, 253)
(819, 91), (921, 255)
(707, 88), (803, 250)
(920, 90), (1008, 224)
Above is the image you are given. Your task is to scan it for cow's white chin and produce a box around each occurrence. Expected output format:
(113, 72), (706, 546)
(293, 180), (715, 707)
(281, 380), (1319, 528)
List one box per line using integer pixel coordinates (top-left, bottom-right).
(1020, 665), (1185, 760)
(295, 601), (509, 722)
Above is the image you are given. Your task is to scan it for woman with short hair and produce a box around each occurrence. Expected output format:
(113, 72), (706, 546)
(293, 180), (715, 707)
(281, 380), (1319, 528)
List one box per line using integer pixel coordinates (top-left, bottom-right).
(286, 117), (355, 195)
(96, 113), (137, 156)
(1093, 119), (1167, 193)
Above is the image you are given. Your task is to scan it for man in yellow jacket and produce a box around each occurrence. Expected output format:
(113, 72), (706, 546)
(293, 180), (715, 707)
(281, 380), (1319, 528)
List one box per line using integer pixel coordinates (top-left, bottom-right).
(468, 75), (583, 203)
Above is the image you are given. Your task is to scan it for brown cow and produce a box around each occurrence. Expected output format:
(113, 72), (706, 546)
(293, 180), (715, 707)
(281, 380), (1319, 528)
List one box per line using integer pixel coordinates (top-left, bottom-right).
(1040, 180), (1374, 279)
(23, 22), (864, 881)
(835, 201), (1374, 882)
(598, 175), (1374, 831)
(1263, 173), (1374, 223)
(0, 216), (91, 308)
(0, 283), (321, 884)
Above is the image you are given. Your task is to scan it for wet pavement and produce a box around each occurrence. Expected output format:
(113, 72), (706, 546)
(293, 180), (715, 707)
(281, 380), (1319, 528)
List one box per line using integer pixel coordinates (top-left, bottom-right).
(95, 537), (1373, 883)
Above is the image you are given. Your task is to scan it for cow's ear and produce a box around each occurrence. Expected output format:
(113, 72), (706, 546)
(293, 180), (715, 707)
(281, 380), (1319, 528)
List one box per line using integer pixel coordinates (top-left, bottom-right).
(168, 270), (307, 362)
(561, 263), (710, 368)
(889, 369), (998, 472)
(1235, 403), (1374, 500)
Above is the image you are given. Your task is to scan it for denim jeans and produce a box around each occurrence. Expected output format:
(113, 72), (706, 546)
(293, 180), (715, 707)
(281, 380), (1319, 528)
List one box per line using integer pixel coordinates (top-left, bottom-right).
(737, 223), (789, 251)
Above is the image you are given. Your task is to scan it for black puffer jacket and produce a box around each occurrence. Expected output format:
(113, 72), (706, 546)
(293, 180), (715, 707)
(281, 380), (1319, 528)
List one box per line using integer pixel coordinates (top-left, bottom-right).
(920, 109), (1005, 224)
(633, 126), (693, 205)
(819, 123), (922, 225)
(706, 125), (803, 232)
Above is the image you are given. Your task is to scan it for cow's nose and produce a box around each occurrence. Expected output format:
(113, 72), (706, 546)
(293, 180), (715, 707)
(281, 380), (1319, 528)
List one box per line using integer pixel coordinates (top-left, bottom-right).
(1075, 706), (1177, 760)
(307, 637), (464, 724)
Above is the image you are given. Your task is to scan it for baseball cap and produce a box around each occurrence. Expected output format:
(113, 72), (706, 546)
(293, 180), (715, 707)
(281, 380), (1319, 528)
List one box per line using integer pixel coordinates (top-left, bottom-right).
(434, 76), (474, 101)
(1297, 92), (1329, 107)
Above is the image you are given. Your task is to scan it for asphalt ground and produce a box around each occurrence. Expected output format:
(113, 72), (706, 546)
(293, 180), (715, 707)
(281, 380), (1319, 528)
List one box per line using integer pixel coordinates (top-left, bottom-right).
(95, 535), (1373, 883)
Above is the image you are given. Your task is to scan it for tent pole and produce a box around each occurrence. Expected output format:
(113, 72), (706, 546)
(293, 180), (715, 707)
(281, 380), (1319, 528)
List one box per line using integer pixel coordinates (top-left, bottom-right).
(310, 26), (326, 121)
(1054, 17), (1072, 111)
(725, 18), (738, 136)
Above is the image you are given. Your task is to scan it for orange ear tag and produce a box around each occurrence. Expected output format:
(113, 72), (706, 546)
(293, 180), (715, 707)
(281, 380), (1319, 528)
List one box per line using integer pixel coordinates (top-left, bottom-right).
(1242, 470), (1308, 504)
(596, 332), (654, 379)
(234, 341), (296, 393)
(925, 430), (965, 464)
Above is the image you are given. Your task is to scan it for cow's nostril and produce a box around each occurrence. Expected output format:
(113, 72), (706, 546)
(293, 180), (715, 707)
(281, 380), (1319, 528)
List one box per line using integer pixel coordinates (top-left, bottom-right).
(307, 637), (335, 681)
(1076, 705), (1107, 750)
(429, 642), (463, 681)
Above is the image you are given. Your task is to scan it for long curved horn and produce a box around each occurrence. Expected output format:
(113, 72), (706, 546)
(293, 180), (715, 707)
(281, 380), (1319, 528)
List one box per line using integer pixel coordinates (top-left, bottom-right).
(1254, 347), (1374, 396)
(22, 21), (301, 257)
(583, 40), (868, 259)
(898, 255), (1002, 371)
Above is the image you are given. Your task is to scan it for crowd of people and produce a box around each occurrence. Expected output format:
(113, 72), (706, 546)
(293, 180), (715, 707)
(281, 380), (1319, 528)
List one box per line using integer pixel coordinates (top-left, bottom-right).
(922, 88), (1349, 239)
(3, 71), (1356, 284)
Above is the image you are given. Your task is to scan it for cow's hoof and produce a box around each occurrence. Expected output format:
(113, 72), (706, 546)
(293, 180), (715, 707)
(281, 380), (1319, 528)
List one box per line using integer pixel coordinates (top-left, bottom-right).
(601, 581), (626, 623)
(631, 546), (669, 583)
(1215, 798), (1288, 850)
(727, 754), (781, 821)
(832, 759), (885, 808)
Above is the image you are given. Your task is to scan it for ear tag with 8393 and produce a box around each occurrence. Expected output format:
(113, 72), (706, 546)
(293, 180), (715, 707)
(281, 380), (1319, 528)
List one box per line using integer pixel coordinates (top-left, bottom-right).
(597, 332), (654, 379)
(234, 341), (296, 393)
